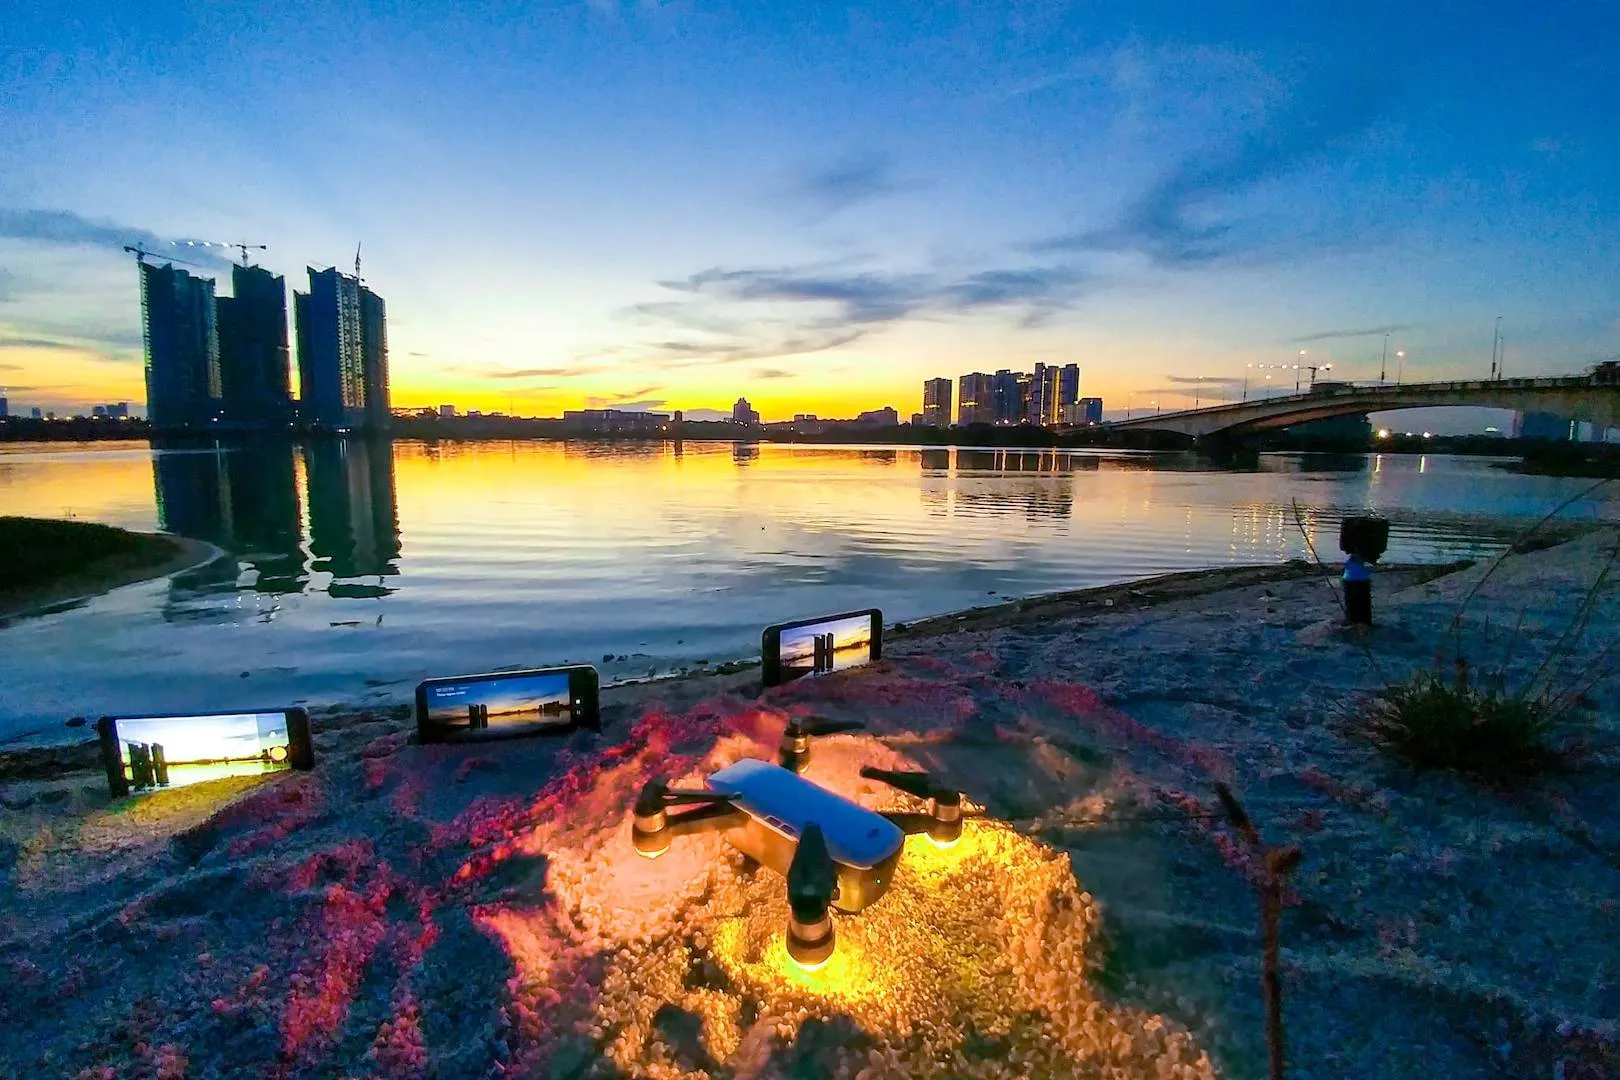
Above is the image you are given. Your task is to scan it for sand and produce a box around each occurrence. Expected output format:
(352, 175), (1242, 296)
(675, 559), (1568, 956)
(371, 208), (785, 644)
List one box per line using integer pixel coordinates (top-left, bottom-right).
(1, 532), (1616, 1078)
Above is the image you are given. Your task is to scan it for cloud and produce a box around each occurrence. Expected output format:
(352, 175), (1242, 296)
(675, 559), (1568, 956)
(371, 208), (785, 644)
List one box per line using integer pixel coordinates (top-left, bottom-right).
(626, 256), (1091, 368)
(790, 152), (920, 216)
(1163, 375), (1243, 385)
(752, 367), (796, 379)
(1287, 323), (1417, 343)
(583, 396), (667, 412)
(0, 361), (22, 369)
(482, 365), (601, 379)
(1032, 70), (1390, 266)
(0, 208), (235, 270)
(0, 336), (89, 352)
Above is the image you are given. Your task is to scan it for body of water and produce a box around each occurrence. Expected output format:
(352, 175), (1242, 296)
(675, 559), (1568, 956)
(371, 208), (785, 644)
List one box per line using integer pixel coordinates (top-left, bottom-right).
(2, 439), (1614, 744)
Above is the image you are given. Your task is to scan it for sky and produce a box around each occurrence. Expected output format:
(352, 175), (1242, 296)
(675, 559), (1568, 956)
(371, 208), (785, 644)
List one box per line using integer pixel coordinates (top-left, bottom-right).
(2, 1), (1617, 428)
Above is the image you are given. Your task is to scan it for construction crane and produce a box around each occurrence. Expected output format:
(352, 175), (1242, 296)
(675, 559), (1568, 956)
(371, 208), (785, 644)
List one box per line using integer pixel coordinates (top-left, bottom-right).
(354, 242), (363, 284)
(174, 239), (267, 265)
(121, 243), (207, 268)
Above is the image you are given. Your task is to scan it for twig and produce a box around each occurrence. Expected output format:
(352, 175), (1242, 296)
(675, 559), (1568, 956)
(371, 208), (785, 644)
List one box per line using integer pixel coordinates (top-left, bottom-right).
(1214, 782), (1301, 1080)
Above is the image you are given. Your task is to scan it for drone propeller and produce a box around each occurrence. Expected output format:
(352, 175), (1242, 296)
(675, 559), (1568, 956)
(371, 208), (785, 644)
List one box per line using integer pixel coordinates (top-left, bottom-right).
(861, 766), (965, 846)
(778, 716), (864, 773)
(784, 823), (838, 967)
(633, 778), (736, 817)
(860, 766), (958, 804)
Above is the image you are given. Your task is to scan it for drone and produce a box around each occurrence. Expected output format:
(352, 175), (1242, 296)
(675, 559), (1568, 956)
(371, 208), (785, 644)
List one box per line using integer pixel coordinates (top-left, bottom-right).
(632, 717), (965, 967)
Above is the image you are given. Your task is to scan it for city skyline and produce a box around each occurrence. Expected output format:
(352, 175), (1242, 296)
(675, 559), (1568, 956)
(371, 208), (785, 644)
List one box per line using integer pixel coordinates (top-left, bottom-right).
(2, 5), (1617, 423)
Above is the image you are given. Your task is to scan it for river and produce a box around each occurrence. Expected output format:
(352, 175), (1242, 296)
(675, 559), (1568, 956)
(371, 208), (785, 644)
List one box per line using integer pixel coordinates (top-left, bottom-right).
(1, 439), (1614, 744)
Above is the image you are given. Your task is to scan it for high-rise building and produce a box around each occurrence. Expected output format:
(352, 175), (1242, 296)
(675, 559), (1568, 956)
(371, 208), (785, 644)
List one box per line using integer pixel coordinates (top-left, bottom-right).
(1079, 396), (1104, 424)
(732, 397), (760, 424)
(359, 286), (390, 431)
(139, 261), (221, 429)
(295, 267), (368, 430)
(30, 407), (42, 419)
(958, 372), (993, 425)
(1057, 364), (1080, 420)
(217, 263), (292, 429)
(1029, 363), (1059, 425)
(922, 378), (952, 426)
(0, 395), (8, 418)
(992, 369), (1022, 425)
(855, 406), (898, 426)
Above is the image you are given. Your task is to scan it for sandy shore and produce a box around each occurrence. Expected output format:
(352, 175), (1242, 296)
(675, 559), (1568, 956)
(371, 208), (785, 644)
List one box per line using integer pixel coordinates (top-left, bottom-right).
(1, 533), (1616, 1078)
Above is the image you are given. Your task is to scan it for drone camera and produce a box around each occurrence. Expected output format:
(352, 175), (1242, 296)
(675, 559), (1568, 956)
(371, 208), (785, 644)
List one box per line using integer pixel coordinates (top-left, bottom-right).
(926, 794), (963, 847)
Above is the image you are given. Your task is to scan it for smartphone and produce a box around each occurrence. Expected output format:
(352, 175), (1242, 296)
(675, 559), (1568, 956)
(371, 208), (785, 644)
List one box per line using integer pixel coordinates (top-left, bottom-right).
(415, 665), (600, 743)
(761, 608), (883, 688)
(95, 708), (314, 798)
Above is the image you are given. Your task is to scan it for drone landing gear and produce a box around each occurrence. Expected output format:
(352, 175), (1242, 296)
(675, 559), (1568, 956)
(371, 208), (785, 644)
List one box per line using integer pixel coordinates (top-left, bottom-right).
(785, 823), (838, 968)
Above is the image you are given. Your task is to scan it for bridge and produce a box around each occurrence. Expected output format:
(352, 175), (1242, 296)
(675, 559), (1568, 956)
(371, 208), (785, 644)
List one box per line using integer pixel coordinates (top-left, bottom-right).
(1107, 373), (1620, 439)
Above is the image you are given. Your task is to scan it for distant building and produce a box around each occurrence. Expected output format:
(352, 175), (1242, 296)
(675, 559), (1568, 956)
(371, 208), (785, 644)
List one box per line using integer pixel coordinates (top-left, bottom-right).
(93, 405), (106, 417)
(0, 395), (9, 418)
(104, 402), (130, 418)
(1517, 411), (1575, 441)
(563, 408), (670, 434)
(30, 407), (42, 419)
(217, 263), (292, 428)
(439, 405), (457, 419)
(139, 260), (221, 429)
(910, 412), (926, 426)
(732, 397), (760, 425)
(359, 286), (390, 431)
(992, 369), (1022, 425)
(793, 413), (818, 422)
(854, 406), (899, 426)
(958, 372), (993, 425)
(922, 377), (952, 426)
(1078, 396), (1103, 424)
(467, 409), (482, 417)
(1057, 364), (1080, 412)
(295, 267), (365, 430)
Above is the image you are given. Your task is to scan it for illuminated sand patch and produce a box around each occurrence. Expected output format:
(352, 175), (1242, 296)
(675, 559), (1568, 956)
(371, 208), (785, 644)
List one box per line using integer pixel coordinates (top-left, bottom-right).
(472, 728), (1215, 1078)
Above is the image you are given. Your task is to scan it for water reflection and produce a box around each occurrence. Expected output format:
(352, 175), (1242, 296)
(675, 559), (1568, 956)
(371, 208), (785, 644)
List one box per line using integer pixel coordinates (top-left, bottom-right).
(733, 442), (760, 467)
(153, 439), (400, 603)
(304, 440), (401, 593)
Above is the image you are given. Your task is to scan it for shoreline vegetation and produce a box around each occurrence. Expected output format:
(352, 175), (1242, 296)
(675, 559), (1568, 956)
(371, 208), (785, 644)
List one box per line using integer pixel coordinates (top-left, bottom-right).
(4, 412), (1619, 466)
(0, 531), (1617, 1074)
(0, 517), (212, 622)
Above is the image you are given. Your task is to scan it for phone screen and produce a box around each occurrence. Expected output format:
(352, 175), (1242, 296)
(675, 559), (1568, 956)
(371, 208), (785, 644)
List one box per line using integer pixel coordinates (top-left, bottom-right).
(768, 610), (880, 685)
(417, 667), (596, 742)
(107, 711), (299, 793)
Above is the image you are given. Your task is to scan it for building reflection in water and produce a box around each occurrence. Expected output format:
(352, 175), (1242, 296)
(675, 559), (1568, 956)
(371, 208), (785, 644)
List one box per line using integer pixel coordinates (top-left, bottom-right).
(303, 440), (402, 597)
(732, 442), (760, 467)
(153, 439), (401, 603)
(931, 448), (1092, 521)
(154, 442), (306, 595)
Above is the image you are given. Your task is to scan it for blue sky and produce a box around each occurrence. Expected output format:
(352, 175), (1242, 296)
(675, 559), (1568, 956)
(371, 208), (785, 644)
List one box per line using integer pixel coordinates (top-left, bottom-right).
(2, 1), (1616, 426)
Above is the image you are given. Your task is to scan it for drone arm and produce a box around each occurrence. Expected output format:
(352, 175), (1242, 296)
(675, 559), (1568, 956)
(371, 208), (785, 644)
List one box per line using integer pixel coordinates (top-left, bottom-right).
(663, 800), (745, 837)
(879, 810), (942, 836)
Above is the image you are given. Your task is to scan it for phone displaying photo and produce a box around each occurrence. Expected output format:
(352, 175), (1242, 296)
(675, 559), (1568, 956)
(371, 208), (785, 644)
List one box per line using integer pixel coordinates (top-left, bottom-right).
(761, 608), (882, 687)
(95, 708), (314, 798)
(415, 665), (600, 743)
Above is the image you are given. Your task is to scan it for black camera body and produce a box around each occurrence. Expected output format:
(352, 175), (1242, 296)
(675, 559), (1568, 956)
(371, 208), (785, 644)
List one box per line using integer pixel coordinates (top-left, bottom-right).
(1339, 516), (1390, 564)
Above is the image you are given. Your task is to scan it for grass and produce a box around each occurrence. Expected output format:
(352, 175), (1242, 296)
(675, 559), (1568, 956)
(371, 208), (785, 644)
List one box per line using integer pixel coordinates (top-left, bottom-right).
(0, 516), (179, 594)
(1361, 662), (1572, 784)
(1290, 481), (1616, 786)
